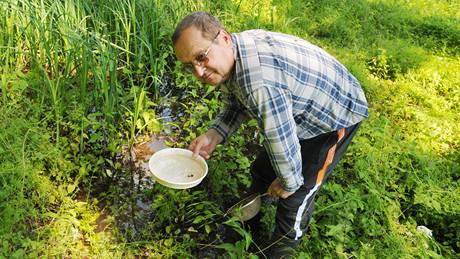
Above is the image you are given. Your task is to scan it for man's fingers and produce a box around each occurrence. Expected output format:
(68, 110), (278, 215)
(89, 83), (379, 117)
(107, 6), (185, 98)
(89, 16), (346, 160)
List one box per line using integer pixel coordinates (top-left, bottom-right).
(267, 185), (278, 197)
(188, 139), (197, 151)
(193, 138), (209, 158)
(192, 142), (202, 158)
(267, 178), (294, 199)
(199, 150), (210, 160)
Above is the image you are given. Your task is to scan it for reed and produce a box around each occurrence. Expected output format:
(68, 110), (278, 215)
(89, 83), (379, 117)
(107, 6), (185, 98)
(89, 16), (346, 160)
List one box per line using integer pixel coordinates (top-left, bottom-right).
(1, 73), (7, 105)
(126, 84), (146, 152)
(1, 0), (195, 148)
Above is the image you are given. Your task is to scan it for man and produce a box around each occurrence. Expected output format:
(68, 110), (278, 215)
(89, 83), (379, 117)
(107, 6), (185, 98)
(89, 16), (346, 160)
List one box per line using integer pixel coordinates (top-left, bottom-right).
(172, 11), (368, 257)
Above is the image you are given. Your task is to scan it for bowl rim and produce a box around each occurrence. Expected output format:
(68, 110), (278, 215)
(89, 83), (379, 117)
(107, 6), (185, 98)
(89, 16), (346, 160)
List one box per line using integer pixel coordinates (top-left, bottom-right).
(227, 193), (262, 219)
(148, 148), (208, 187)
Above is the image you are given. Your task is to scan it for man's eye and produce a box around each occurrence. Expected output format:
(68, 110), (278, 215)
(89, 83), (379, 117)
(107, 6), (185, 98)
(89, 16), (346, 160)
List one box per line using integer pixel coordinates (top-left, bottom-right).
(195, 53), (206, 62)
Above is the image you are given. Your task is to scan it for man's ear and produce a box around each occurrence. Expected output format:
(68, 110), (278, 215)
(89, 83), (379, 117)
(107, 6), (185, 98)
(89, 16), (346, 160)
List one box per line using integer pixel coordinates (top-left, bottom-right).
(222, 31), (233, 46)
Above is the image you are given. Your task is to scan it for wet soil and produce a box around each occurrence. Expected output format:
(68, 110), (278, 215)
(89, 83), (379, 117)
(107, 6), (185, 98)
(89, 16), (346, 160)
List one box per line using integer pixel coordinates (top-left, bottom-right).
(79, 79), (254, 257)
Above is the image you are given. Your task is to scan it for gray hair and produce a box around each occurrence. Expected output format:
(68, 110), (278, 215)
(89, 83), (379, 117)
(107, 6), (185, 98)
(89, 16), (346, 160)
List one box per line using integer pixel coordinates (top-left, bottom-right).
(172, 11), (225, 45)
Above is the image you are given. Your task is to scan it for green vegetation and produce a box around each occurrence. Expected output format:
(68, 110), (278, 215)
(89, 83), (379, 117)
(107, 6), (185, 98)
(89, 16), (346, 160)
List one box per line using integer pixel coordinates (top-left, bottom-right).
(1, 0), (458, 258)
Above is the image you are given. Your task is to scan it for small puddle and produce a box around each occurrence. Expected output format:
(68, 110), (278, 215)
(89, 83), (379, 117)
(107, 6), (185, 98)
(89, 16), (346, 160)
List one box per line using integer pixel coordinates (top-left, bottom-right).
(118, 135), (171, 238)
(90, 76), (189, 239)
(130, 135), (169, 189)
(85, 133), (176, 240)
(87, 82), (227, 255)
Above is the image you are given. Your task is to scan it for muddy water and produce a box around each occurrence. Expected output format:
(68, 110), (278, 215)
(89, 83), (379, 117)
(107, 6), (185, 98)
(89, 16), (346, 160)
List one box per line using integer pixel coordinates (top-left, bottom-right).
(87, 83), (223, 257)
(92, 78), (186, 239)
(111, 136), (168, 240)
(95, 136), (220, 258)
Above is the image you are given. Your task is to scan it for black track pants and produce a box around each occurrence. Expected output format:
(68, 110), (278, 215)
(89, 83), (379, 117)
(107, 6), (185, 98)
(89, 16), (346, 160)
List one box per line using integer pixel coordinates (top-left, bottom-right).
(250, 122), (361, 240)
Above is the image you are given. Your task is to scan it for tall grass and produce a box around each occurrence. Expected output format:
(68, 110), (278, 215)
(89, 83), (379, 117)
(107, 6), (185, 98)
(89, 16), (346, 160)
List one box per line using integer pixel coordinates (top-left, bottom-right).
(0, 0), (199, 147)
(0, 0), (202, 256)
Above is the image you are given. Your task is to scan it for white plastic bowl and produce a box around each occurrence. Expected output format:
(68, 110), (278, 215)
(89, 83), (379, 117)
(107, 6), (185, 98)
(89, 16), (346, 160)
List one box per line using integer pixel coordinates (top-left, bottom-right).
(148, 148), (208, 189)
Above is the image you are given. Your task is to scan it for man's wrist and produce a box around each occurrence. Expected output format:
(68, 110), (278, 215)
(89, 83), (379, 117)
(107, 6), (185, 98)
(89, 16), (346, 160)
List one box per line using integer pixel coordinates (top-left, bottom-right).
(208, 128), (224, 145)
(281, 182), (301, 193)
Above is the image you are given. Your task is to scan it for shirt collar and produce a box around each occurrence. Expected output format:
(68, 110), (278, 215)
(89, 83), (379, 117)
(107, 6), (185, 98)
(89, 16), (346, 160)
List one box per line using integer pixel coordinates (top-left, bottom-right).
(223, 33), (239, 86)
(231, 31), (264, 91)
(231, 34), (238, 60)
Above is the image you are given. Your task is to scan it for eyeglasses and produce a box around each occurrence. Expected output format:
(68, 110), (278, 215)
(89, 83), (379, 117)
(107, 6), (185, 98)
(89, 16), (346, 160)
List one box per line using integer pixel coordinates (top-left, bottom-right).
(182, 30), (221, 73)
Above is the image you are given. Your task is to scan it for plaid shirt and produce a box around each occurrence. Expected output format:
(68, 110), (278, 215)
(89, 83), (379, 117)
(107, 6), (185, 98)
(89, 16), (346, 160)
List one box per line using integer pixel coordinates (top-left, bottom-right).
(210, 30), (368, 192)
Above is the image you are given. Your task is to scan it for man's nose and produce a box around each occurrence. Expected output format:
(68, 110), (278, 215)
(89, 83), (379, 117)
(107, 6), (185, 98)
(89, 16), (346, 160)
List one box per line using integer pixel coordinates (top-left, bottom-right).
(193, 64), (206, 77)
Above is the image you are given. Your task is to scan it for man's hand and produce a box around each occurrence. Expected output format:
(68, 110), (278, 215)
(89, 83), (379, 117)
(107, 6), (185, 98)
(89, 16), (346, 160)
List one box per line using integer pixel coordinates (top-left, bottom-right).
(267, 178), (295, 199)
(188, 129), (224, 159)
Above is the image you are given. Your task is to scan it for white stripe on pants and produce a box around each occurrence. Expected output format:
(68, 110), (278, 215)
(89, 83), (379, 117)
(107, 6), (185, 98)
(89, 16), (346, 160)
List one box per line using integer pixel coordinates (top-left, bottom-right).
(294, 184), (320, 240)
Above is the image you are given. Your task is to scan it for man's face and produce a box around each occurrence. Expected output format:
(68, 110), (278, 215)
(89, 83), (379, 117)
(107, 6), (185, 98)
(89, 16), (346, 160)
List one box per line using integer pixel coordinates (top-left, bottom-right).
(173, 26), (235, 85)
